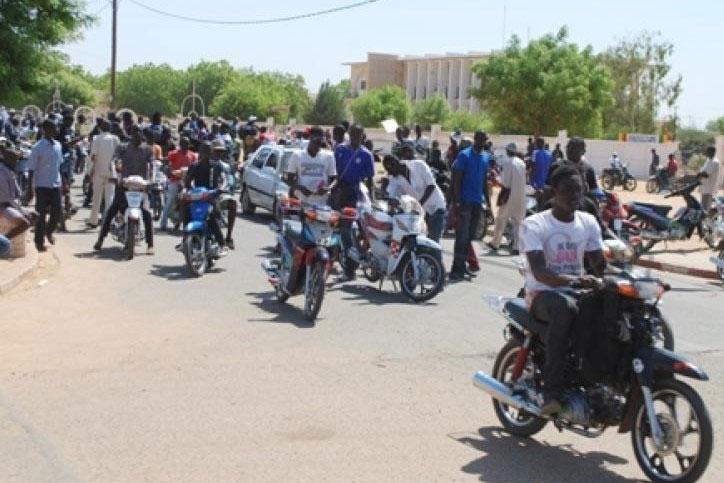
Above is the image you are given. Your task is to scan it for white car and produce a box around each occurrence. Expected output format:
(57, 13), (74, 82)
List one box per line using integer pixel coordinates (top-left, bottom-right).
(239, 145), (296, 220)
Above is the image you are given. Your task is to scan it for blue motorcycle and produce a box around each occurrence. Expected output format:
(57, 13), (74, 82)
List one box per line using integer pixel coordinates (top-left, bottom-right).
(181, 187), (226, 277)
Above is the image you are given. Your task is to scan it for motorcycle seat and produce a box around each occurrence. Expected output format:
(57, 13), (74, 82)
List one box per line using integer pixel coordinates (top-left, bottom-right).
(503, 298), (548, 336)
(631, 202), (672, 216)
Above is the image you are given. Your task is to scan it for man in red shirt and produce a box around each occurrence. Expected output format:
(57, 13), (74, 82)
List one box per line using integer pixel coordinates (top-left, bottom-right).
(160, 136), (197, 231)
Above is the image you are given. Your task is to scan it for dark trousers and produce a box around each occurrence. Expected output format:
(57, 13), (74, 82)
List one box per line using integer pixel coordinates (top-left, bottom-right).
(530, 289), (579, 394)
(99, 185), (153, 246)
(34, 187), (62, 247)
(452, 202), (481, 273)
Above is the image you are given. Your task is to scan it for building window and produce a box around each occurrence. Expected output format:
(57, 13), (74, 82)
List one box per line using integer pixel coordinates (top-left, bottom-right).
(412, 86), (416, 98)
(444, 86), (448, 98)
(455, 86), (460, 99)
(360, 79), (367, 91)
(422, 87), (426, 99)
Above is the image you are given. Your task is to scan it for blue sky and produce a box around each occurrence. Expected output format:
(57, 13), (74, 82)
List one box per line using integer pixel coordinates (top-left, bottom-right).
(63, 0), (723, 127)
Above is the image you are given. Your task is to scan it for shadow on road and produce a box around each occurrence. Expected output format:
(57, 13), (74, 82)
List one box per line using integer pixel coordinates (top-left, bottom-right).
(244, 291), (316, 329)
(148, 263), (225, 281)
(452, 427), (639, 483)
(334, 283), (438, 307)
(74, 248), (134, 262)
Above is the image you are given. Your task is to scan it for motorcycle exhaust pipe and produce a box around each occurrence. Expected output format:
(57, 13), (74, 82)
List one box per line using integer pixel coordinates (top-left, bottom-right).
(472, 371), (542, 417)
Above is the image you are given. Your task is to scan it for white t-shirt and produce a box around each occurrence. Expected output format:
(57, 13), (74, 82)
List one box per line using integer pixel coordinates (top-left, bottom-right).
(387, 159), (446, 215)
(519, 209), (604, 296)
(699, 157), (720, 195)
(285, 148), (336, 205)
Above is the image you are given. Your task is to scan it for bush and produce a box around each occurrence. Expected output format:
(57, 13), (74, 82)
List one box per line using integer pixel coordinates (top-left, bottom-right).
(412, 94), (450, 129)
(350, 85), (411, 127)
(442, 110), (493, 133)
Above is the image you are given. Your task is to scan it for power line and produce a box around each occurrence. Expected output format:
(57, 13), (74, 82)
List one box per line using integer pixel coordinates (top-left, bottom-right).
(124, 0), (380, 25)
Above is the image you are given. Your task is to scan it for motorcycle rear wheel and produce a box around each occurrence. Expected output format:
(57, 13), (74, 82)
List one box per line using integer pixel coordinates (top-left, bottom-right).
(632, 379), (712, 483)
(492, 339), (548, 437)
(184, 233), (207, 277)
(646, 178), (660, 194)
(624, 177), (638, 191)
(602, 174), (615, 191)
(303, 261), (326, 321)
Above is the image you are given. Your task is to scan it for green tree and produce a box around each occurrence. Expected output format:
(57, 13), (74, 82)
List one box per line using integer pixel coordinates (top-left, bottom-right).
(7, 56), (97, 108)
(412, 94), (450, 129)
(600, 31), (682, 136)
(115, 63), (186, 116)
(185, 60), (238, 113)
(0, 0), (93, 100)
(472, 27), (613, 138)
(442, 110), (493, 133)
(350, 85), (411, 128)
(210, 73), (285, 122)
(306, 80), (347, 125)
(705, 117), (724, 134)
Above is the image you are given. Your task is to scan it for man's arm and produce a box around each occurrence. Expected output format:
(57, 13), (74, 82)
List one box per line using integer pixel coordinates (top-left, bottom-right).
(585, 249), (606, 277)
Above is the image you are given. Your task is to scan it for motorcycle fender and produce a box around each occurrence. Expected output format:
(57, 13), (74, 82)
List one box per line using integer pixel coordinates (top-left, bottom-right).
(633, 346), (709, 386)
(389, 236), (441, 273)
(127, 208), (141, 221)
(184, 220), (206, 233)
(415, 235), (442, 252)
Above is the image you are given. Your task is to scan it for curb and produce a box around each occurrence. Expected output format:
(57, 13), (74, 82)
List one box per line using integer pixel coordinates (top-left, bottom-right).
(634, 258), (719, 280)
(0, 245), (39, 295)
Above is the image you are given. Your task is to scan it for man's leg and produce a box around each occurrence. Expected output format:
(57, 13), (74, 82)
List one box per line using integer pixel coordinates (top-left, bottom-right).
(510, 207), (525, 252)
(208, 214), (225, 246)
(46, 188), (62, 240)
(89, 177), (105, 225)
(159, 182), (178, 230)
(530, 290), (578, 412)
(490, 202), (511, 249)
(225, 199), (237, 248)
(452, 203), (473, 275)
(96, 186), (123, 248)
(466, 204), (482, 271)
(104, 180), (115, 215)
(425, 208), (445, 243)
(142, 207), (154, 251)
(34, 188), (49, 249)
(84, 180), (93, 207)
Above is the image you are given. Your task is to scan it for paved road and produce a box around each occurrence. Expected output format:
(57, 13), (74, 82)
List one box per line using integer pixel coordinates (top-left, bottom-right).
(1, 191), (722, 482)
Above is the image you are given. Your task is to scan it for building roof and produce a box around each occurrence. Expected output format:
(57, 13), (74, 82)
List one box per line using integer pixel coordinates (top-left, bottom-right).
(343, 51), (490, 66)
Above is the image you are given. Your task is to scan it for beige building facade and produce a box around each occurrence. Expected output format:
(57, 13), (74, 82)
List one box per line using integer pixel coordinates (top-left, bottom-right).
(344, 52), (489, 112)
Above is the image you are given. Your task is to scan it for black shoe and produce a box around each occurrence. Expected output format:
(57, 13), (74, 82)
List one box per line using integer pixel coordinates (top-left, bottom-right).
(226, 238), (235, 250)
(36, 244), (47, 252)
(46, 233), (55, 245)
(93, 241), (102, 252)
(448, 270), (466, 282)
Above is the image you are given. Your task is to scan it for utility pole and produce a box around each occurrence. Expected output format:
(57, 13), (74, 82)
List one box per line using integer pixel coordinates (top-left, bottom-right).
(110, 0), (118, 109)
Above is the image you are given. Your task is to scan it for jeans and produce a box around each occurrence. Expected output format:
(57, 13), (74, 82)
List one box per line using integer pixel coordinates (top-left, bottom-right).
(425, 208), (446, 243)
(452, 202), (481, 273)
(98, 185), (154, 246)
(530, 289), (579, 394)
(160, 181), (181, 230)
(34, 187), (62, 247)
(0, 233), (10, 257)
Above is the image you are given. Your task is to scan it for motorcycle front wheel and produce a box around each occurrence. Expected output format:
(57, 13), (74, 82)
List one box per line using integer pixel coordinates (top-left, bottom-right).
(632, 379), (712, 483)
(646, 178), (660, 194)
(303, 261), (326, 321)
(624, 176), (638, 191)
(184, 233), (207, 277)
(492, 339), (548, 437)
(398, 247), (444, 302)
(125, 220), (137, 260)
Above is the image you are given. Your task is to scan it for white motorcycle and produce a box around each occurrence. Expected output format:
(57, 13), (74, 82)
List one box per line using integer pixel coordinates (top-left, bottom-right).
(111, 176), (148, 260)
(348, 195), (445, 302)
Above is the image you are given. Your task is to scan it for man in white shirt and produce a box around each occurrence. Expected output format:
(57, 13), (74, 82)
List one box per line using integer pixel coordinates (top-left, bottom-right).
(285, 126), (336, 207)
(698, 146), (720, 212)
(385, 144), (446, 242)
(519, 161), (605, 415)
(87, 120), (120, 228)
(489, 142), (528, 253)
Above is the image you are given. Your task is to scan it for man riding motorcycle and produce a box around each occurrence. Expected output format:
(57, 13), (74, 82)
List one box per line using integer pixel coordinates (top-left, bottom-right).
(284, 126), (336, 206)
(519, 162), (606, 416)
(160, 136), (197, 231)
(182, 141), (232, 252)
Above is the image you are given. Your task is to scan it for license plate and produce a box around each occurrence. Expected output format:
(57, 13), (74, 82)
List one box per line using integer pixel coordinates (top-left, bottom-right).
(126, 192), (143, 207)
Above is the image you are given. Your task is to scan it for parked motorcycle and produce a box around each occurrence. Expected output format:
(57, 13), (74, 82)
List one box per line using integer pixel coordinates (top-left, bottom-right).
(261, 199), (339, 321)
(180, 187), (227, 277)
(626, 181), (717, 254)
(110, 176), (148, 260)
(348, 195), (445, 302)
(474, 274), (711, 483)
(601, 165), (637, 191)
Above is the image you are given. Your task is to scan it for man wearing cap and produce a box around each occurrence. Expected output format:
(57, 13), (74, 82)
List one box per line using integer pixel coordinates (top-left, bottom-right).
(489, 143), (527, 254)
(27, 119), (63, 251)
(94, 126), (154, 254)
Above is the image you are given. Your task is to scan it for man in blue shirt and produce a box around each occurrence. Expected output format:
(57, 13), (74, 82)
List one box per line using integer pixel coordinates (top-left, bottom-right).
(333, 124), (375, 278)
(449, 130), (490, 280)
(531, 137), (552, 190)
(28, 119), (63, 252)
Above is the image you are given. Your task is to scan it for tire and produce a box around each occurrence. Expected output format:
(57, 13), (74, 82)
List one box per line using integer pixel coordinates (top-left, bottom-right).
(646, 178), (660, 194)
(602, 174), (615, 191)
(700, 219), (717, 249)
(397, 247), (445, 303)
(474, 210), (489, 240)
(125, 220), (136, 260)
(240, 186), (256, 214)
(651, 310), (675, 351)
(183, 233), (207, 277)
(491, 339), (548, 437)
(275, 284), (290, 303)
(303, 261), (326, 321)
(624, 176), (638, 191)
(631, 379), (712, 483)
